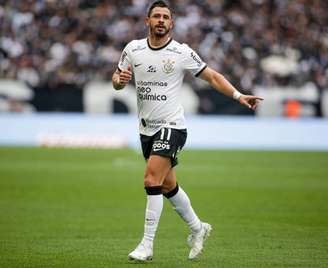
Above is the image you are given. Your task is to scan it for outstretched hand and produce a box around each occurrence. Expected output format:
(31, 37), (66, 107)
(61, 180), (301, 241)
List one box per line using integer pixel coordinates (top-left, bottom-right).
(239, 95), (264, 110)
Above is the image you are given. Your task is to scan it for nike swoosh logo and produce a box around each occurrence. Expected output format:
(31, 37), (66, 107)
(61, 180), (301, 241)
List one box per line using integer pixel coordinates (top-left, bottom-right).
(153, 148), (166, 152)
(134, 63), (142, 67)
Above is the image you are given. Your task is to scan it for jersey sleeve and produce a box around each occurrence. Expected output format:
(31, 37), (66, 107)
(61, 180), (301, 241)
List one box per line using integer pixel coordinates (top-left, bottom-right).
(181, 44), (207, 77)
(117, 41), (133, 71)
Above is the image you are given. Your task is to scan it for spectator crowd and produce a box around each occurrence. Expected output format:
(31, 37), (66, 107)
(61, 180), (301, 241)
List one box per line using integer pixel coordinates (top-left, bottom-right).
(0, 0), (327, 95)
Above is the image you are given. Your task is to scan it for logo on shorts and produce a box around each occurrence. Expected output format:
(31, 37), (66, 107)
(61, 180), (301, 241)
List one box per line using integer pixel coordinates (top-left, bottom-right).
(153, 141), (170, 151)
(162, 59), (175, 74)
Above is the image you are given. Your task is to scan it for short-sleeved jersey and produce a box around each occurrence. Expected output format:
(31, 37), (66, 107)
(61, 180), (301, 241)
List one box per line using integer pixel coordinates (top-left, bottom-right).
(118, 38), (207, 136)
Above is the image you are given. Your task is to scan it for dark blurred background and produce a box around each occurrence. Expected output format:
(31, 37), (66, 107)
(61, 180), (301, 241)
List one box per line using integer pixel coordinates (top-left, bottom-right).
(0, 0), (327, 116)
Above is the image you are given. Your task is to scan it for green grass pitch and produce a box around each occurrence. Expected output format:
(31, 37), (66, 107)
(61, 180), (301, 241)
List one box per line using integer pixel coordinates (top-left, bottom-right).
(0, 147), (327, 267)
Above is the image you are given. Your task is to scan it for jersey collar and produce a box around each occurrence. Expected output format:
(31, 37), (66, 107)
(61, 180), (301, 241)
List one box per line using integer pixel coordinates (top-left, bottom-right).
(147, 37), (173, 51)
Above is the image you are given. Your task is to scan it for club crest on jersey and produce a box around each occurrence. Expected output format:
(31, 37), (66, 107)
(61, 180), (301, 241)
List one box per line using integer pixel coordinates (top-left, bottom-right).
(162, 59), (175, 74)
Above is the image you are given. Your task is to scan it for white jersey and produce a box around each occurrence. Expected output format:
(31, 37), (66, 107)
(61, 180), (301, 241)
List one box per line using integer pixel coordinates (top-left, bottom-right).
(118, 38), (207, 136)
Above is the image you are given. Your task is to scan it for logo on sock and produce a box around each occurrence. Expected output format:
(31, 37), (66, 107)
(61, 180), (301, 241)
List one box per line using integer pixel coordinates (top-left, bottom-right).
(145, 218), (155, 226)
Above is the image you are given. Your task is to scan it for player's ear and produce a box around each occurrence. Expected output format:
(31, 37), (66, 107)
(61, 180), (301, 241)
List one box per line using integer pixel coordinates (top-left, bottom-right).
(170, 19), (174, 30)
(145, 17), (150, 27)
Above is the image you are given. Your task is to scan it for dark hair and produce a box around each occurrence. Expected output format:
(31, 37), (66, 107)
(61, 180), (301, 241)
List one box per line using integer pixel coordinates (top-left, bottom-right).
(147, 1), (172, 18)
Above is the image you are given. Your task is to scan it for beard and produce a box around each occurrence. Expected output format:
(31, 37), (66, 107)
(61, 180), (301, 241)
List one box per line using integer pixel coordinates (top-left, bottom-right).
(150, 24), (170, 37)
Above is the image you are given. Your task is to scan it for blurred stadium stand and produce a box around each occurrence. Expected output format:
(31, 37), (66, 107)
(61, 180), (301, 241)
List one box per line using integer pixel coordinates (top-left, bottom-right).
(0, 0), (327, 117)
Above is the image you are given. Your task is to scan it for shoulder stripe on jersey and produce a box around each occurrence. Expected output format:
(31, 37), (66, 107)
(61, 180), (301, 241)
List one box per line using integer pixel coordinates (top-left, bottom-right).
(195, 64), (207, 77)
(147, 38), (173, 51)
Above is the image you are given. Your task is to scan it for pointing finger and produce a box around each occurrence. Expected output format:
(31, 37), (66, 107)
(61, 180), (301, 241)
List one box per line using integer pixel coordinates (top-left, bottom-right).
(252, 96), (264, 101)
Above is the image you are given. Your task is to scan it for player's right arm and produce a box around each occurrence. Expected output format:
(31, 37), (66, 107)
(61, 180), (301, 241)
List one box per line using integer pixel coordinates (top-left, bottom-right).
(112, 41), (133, 90)
(112, 66), (132, 90)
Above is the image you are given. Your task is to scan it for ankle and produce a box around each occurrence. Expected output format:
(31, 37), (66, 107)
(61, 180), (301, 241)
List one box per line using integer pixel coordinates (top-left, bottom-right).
(141, 238), (153, 248)
(190, 220), (202, 233)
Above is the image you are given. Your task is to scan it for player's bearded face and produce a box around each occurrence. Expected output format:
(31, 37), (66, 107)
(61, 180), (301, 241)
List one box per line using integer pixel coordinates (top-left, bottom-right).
(147, 7), (172, 37)
(150, 21), (170, 37)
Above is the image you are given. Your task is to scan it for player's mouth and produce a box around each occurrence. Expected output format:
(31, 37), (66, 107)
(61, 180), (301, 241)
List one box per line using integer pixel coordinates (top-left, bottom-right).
(156, 25), (166, 29)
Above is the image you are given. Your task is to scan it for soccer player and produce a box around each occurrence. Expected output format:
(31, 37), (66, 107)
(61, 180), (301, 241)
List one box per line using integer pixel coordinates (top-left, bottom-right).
(112, 0), (263, 262)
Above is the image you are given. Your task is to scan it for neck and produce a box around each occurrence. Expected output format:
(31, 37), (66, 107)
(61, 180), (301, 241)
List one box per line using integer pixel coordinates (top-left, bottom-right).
(148, 34), (171, 48)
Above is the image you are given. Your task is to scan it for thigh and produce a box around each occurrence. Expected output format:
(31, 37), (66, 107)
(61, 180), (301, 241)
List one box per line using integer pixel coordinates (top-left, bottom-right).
(144, 155), (172, 186)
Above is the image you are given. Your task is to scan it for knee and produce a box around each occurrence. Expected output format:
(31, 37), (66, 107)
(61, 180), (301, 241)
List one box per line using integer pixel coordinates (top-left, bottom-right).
(161, 184), (170, 194)
(161, 182), (175, 194)
(162, 183), (180, 200)
(144, 167), (161, 187)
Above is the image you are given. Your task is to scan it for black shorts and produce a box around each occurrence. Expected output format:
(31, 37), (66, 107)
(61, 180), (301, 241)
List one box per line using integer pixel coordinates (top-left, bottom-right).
(140, 128), (187, 167)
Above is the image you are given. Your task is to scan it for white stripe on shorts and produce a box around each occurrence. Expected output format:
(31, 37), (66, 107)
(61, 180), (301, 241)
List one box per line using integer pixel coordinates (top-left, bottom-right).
(167, 128), (172, 141)
(160, 128), (165, 140)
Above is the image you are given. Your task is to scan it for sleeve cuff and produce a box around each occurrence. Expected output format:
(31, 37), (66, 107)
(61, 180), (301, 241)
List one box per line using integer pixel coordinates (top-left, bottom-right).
(195, 64), (207, 77)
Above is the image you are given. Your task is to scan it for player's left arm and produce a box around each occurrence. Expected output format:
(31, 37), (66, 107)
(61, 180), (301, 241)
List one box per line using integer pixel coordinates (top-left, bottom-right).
(199, 67), (263, 110)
